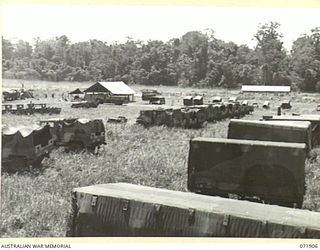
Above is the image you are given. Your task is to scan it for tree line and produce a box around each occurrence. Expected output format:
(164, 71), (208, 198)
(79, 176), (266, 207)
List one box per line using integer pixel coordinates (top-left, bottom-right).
(2, 22), (320, 92)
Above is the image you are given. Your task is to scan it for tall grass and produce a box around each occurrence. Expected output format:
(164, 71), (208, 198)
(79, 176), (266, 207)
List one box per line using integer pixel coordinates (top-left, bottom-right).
(1, 79), (320, 237)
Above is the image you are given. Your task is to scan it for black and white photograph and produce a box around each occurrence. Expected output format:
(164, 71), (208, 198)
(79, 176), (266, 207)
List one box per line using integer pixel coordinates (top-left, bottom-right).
(1, 1), (320, 244)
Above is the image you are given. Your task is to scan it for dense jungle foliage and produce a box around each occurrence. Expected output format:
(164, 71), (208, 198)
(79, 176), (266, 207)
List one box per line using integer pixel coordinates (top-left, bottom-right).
(2, 22), (320, 92)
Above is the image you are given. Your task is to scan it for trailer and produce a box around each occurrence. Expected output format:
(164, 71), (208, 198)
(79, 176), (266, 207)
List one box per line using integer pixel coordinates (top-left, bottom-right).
(262, 115), (320, 147)
(228, 119), (312, 152)
(67, 183), (320, 237)
(39, 118), (105, 151)
(2, 124), (54, 172)
(188, 138), (306, 208)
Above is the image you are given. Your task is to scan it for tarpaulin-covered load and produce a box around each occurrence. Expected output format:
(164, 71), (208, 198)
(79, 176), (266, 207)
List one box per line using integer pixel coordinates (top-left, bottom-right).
(228, 119), (312, 152)
(281, 100), (292, 109)
(181, 108), (207, 129)
(263, 115), (320, 147)
(2, 124), (54, 172)
(183, 96), (194, 106)
(226, 102), (242, 118)
(212, 96), (222, 103)
(228, 96), (238, 103)
(141, 89), (161, 101)
(2, 88), (19, 101)
(193, 96), (203, 105)
(68, 183), (320, 237)
(136, 110), (154, 127)
(149, 96), (165, 105)
(188, 138), (306, 208)
(212, 104), (223, 120)
(39, 118), (105, 150)
(241, 100), (254, 114)
(263, 101), (270, 109)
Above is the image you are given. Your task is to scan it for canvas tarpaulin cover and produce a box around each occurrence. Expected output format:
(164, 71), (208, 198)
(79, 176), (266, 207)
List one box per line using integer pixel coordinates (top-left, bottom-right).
(228, 119), (312, 151)
(68, 183), (320, 237)
(2, 124), (51, 158)
(263, 115), (320, 147)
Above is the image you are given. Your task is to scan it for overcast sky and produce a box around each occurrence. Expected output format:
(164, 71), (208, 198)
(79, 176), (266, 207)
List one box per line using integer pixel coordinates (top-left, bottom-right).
(2, 4), (320, 50)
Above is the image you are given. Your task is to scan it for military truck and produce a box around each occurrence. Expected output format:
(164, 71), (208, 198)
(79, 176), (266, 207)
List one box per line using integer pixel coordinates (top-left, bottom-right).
(141, 89), (161, 101)
(262, 115), (320, 148)
(281, 100), (292, 109)
(39, 118), (106, 151)
(107, 116), (128, 123)
(228, 119), (312, 152)
(149, 96), (165, 105)
(183, 96), (194, 106)
(67, 183), (320, 237)
(212, 96), (222, 103)
(188, 138), (306, 208)
(193, 95), (203, 105)
(181, 107), (207, 129)
(2, 124), (54, 172)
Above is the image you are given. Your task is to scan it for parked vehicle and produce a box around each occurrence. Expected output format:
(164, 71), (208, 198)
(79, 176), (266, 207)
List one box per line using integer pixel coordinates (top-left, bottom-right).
(2, 124), (54, 172)
(281, 100), (292, 109)
(67, 183), (320, 237)
(39, 118), (106, 151)
(188, 137), (306, 208)
(107, 116), (128, 123)
(149, 96), (166, 105)
(141, 89), (161, 101)
(262, 114), (320, 147)
(228, 119), (312, 152)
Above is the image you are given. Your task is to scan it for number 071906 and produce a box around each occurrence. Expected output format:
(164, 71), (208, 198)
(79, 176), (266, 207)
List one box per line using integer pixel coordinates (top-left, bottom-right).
(300, 244), (319, 248)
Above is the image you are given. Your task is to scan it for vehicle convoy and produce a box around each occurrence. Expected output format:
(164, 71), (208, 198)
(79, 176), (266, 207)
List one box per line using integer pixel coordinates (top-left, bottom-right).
(228, 119), (312, 152)
(2, 124), (54, 172)
(67, 183), (320, 237)
(136, 103), (254, 129)
(39, 118), (106, 151)
(188, 138), (306, 208)
(262, 115), (320, 147)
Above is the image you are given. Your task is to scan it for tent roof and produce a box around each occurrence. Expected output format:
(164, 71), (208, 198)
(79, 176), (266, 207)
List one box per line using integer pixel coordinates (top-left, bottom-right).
(84, 81), (135, 95)
(69, 88), (83, 95)
(241, 85), (291, 92)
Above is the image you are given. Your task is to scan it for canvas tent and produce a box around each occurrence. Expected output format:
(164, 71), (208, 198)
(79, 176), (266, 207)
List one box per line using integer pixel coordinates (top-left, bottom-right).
(69, 88), (83, 95)
(83, 81), (135, 102)
(241, 85), (291, 93)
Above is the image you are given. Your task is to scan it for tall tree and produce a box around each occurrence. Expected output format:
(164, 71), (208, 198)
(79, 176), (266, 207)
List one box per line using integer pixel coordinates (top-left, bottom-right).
(254, 22), (288, 85)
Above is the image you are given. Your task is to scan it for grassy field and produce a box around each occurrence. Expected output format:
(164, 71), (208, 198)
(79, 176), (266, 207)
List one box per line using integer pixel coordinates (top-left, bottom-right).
(1, 79), (320, 237)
